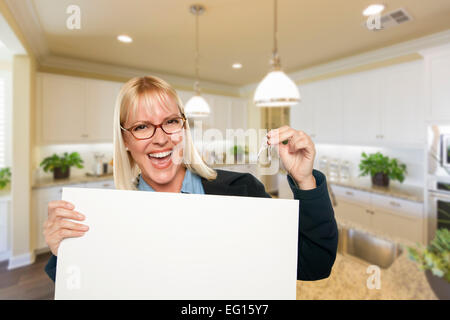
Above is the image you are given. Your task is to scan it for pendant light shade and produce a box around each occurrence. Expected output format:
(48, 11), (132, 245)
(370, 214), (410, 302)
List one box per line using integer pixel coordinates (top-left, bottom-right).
(254, 0), (300, 108)
(185, 4), (211, 119)
(254, 70), (300, 107)
(184, 92), (210, 118)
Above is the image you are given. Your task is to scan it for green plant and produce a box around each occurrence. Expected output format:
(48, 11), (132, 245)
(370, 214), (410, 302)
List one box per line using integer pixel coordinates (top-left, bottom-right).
(0, 167), (11, 189)
(230, 145), (245, 155)
(359, 152), (407, 183)
(408, 229), (450, 283)
(40, 152), (84, 174)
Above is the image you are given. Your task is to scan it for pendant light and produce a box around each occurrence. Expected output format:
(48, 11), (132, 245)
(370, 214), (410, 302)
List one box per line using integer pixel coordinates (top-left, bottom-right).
(253, 0), (300, 107)
(184, 4), (211, 118)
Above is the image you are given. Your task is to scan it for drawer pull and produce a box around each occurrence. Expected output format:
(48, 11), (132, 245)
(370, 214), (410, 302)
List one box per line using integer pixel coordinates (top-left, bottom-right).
(102, 183), (110, 187)
(365, 209), (374, 215)
(389, 201), (401, 207)
(345, 191), (354, 196)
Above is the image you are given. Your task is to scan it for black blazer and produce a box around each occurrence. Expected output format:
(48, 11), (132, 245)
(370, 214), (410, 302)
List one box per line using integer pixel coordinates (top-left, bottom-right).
(45, 169), (338, 282)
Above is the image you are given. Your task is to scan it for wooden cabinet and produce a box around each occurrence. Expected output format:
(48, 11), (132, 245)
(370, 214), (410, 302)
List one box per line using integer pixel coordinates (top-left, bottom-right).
(331, 184), (425, 244)
(37, 73), (123, 144)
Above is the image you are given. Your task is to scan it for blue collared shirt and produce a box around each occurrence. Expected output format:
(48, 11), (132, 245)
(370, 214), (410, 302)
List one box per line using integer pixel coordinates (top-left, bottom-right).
(137, 169), (205, 194)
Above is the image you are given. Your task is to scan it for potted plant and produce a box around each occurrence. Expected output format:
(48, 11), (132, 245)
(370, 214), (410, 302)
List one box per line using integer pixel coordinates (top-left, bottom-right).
(0, 167), (11, 190)
(40, 152), (84, 180)
(230, 145), (245, 163)
(358, 152), (407, 187)
(407, 229), (450, 300)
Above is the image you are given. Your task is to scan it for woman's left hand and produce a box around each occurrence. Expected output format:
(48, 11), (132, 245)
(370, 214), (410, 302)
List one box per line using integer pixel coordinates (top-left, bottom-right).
(267, 126), (317, 190)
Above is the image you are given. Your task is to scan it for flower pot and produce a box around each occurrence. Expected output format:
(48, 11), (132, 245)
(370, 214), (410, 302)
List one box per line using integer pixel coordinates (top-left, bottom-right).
(53, 167), (70, 180)
(371, 172), (389, 187)
(426, 270), (450, 300)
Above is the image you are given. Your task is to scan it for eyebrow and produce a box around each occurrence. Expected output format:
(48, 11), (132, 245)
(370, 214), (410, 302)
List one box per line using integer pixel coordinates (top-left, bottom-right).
(129, 113), (181, 126)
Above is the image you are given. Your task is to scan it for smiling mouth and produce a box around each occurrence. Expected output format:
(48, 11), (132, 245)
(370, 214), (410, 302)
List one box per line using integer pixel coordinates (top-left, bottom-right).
(147, 150), (173, 169)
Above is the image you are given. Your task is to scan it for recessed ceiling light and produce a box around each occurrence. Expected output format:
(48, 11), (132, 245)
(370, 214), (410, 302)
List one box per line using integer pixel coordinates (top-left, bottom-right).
(117, 35), (133, 43)
(363, 4), (385, 16)
(232, 63), (242, 69)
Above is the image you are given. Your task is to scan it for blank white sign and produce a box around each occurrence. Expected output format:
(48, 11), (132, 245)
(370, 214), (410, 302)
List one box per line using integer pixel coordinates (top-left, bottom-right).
(55, 188), (299, 300)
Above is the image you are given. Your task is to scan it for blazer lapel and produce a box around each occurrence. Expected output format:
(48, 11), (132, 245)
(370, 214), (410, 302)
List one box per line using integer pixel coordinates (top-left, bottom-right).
(201, 170), (248, 196)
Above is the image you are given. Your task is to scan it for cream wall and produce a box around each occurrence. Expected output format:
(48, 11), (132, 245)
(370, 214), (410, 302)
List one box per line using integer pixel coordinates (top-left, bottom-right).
(1, 0), (38, 268)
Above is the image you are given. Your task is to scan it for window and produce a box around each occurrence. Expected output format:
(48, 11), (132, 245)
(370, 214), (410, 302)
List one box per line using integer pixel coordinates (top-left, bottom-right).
(0, 71), (11, 168)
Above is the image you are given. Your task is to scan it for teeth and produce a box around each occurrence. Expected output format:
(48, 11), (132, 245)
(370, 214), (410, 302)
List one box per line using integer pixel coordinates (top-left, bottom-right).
(148, 150), (172, 158)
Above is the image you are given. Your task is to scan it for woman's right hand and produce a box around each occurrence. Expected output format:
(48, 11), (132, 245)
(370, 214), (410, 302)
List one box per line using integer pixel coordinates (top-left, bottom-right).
(44, 200), (89, 256)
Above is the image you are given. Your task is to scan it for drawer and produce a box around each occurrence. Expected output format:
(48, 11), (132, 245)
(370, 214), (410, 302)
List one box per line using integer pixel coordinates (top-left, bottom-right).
(85, 180), (115, 189)
(331, 185), (371, 205)
(371, 193), (423, 218)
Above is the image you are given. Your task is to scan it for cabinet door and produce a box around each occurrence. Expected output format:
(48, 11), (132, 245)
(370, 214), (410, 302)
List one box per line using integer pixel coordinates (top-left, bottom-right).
(371, 206), (423, 243)
(42, 74), (86, 143)
(430, 51), (450, 119)
(230, 98), (247, 131)
(85, 79), (123, 142)
(380, 62), (425, 146)
(291, 83), (315, 137)
(314, 78), (343, 143)
(333, 198), (372, 229)
(84, 180), (115, 189)
(342, 71), (382, 144)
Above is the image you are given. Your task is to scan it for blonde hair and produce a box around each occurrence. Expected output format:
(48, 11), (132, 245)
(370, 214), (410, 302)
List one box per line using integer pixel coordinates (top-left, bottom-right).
(113, 76), (217, 190)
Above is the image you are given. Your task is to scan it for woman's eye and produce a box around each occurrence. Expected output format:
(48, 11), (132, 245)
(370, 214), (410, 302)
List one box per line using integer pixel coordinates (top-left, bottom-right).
(167, 119), (180, 124)
(134, 124), (147, 131)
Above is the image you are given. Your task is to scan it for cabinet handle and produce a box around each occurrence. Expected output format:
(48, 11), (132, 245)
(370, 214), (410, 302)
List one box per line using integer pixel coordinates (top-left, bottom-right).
(81, 134), (89, 138)
(389, 201), (401, 207)
(102, 183), (110, 187)
(345, 191), (354, 196)
(366, 209), (374, 215)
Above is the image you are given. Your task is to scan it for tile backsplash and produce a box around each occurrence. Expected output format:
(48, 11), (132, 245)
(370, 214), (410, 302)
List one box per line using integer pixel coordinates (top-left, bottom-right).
(314, 144), (425, 188)
(34, 143), (113, 182)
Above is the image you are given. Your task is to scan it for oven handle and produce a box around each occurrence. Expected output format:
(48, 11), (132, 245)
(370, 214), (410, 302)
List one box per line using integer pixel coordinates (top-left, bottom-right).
(428, 190), (450, 200)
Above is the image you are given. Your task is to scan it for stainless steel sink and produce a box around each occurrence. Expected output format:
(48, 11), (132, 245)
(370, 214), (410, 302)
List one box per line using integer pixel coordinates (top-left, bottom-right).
(338, 227), (403, 269)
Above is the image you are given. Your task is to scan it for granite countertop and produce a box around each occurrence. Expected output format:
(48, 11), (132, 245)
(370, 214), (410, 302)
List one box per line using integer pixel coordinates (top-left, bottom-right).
(32, 173), (114, 189)
(296, 217), (437, 300)
(330, 178), (424, 203)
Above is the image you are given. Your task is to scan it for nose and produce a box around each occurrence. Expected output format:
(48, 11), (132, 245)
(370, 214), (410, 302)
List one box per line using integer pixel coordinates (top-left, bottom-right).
(151, 126), (169, 145)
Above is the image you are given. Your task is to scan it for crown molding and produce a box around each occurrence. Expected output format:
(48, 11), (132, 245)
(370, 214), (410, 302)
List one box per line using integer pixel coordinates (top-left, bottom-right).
(4, 0), (49, 61)
(240, 28), (450, 95)
(39, 55), (241, 96)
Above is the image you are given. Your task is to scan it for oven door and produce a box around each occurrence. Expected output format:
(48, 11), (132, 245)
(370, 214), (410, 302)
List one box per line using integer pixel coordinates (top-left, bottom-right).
(427, 190), (450, 242)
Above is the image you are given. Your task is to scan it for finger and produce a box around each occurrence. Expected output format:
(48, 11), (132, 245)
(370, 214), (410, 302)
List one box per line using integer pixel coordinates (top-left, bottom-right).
(51, 207), (85, 221)
(267, 126), (291, 139)
(56, 219), (89, 232)
(50, 228), (86, 242)
(48, 200), (75, 211)
(268, 128), (297, 145)
(289, 136), (309, 153)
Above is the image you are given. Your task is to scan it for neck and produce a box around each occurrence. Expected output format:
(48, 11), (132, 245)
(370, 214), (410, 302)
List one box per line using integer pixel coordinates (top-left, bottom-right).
(142, 166), (187, 193)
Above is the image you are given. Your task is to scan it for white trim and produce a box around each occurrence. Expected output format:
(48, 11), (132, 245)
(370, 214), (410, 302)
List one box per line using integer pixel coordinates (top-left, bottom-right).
(240, 29), (450, 95)
(7, 251), (35, 270)
(40, 55), (241, 96)
(3, 0), (49, 60)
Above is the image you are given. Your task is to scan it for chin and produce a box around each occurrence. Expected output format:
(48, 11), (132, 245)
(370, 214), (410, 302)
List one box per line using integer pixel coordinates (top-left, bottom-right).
(141, 161), (180, 186)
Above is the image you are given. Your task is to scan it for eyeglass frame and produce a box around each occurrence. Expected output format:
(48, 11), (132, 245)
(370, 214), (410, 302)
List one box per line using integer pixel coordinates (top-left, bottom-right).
(120, 114), (187, 140)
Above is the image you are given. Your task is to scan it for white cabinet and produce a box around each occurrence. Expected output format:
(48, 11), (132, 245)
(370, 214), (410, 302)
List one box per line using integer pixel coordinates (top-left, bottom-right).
(85, 79), (122, 142)
(40, 73), (86, 143)
(33, 180), (115, 251)
(422, 45), (450, 120)
(38, 73), (123, 144)
(293, 60), (425, 147)
(331, 184), (425, 244)
(379, 62), (425, 146)
(342, 70), (382, 144)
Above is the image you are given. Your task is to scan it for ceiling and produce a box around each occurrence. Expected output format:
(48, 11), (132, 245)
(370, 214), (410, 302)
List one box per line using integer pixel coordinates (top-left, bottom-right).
(14, 0), (450, 85)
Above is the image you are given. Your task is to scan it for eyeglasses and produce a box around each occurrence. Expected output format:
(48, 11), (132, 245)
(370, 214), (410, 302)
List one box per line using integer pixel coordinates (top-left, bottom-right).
(120, 115), (186, 140)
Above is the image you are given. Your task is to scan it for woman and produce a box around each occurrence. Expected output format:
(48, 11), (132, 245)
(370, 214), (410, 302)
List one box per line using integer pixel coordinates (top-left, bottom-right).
(44, 76), (338, 282)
